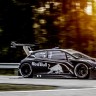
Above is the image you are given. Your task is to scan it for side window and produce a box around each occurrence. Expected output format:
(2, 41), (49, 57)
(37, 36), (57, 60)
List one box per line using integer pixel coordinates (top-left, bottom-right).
(66, 53), (75, 59)
(48, 50), (66, 60)
(34, 51), (47, 58)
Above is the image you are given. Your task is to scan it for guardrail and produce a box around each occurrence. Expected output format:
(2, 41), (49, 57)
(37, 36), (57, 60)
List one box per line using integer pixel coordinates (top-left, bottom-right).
(0, 63), (19, 69)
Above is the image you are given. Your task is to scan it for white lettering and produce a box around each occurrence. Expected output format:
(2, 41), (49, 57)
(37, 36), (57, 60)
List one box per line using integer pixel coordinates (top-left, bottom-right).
(32, 62), (47, 67)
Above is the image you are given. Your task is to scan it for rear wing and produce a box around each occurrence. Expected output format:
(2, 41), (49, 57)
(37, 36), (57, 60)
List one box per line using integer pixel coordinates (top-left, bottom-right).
(11, 41), (35, 56)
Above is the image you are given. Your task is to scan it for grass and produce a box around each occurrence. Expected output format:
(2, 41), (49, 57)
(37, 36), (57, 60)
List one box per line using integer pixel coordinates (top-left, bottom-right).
(0, 69), (16, 75)
(0, 84), (57, 91)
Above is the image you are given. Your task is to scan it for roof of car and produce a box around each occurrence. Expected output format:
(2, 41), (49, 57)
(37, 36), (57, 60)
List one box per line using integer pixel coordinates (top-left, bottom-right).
(32, 48), (77, 54)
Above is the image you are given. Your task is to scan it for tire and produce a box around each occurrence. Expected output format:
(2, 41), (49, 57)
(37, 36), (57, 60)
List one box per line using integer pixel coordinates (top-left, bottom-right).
(74, 63), (89, 79)
(19, 63), (33, 78)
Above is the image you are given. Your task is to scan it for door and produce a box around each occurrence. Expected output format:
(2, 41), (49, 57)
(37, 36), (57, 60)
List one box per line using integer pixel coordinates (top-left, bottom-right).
(31, 51), (48, 72)
(47, 50), (67, 74)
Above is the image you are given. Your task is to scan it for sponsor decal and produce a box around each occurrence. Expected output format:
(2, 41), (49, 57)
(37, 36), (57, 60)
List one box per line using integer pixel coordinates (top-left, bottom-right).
(32, 62), (47, 67)
(48, 64), (63, 74)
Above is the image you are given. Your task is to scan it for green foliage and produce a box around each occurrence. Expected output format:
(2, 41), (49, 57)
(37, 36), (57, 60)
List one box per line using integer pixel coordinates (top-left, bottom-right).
(0, 84), (56, 91)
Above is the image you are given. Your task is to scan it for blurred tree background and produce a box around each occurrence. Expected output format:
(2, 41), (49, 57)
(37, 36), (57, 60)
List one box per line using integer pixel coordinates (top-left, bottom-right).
(0, 0), (96, 62)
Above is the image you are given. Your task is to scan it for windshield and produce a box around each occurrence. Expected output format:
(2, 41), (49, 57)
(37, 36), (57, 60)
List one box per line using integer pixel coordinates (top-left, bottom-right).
(65, 49), (92, 59)
(72, 52), (92, 59)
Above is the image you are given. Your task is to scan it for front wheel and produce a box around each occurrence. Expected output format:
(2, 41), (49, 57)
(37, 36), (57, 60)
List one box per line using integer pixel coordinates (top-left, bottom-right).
(74, 63), (89, 79)
(19, 63), (33, 78)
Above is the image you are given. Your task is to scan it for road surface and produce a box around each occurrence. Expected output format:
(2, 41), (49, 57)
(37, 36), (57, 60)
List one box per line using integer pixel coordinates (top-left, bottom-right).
(0, 76), (96, 96)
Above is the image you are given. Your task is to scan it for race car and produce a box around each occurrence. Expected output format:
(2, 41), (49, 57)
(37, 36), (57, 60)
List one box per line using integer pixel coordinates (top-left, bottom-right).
(11, 42), (96, 79)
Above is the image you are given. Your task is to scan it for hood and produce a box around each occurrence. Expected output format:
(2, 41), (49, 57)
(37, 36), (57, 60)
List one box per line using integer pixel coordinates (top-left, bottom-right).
(78, 58), (96, 65)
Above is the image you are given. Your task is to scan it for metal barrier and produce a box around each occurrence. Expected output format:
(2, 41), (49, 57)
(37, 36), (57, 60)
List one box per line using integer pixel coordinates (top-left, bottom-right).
(0, 63), (19, 75)
(0, 63), (19, 69)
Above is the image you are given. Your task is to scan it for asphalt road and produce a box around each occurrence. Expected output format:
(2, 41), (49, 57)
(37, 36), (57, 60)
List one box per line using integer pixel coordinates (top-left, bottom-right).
(0, 76), (96, 96)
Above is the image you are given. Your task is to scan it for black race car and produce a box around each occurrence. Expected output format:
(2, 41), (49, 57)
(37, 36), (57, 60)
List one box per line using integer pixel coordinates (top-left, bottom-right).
(10, 42), (96, 79)
(18, 48), (96, 79)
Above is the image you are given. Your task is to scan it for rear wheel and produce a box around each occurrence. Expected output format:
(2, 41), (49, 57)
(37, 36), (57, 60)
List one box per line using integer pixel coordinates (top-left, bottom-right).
(74, 63), (89, 79)
(19, 63), (33, 78)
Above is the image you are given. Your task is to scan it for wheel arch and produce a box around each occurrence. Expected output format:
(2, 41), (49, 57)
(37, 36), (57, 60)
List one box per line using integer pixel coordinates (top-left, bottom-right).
(71, 61), (92, 68)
